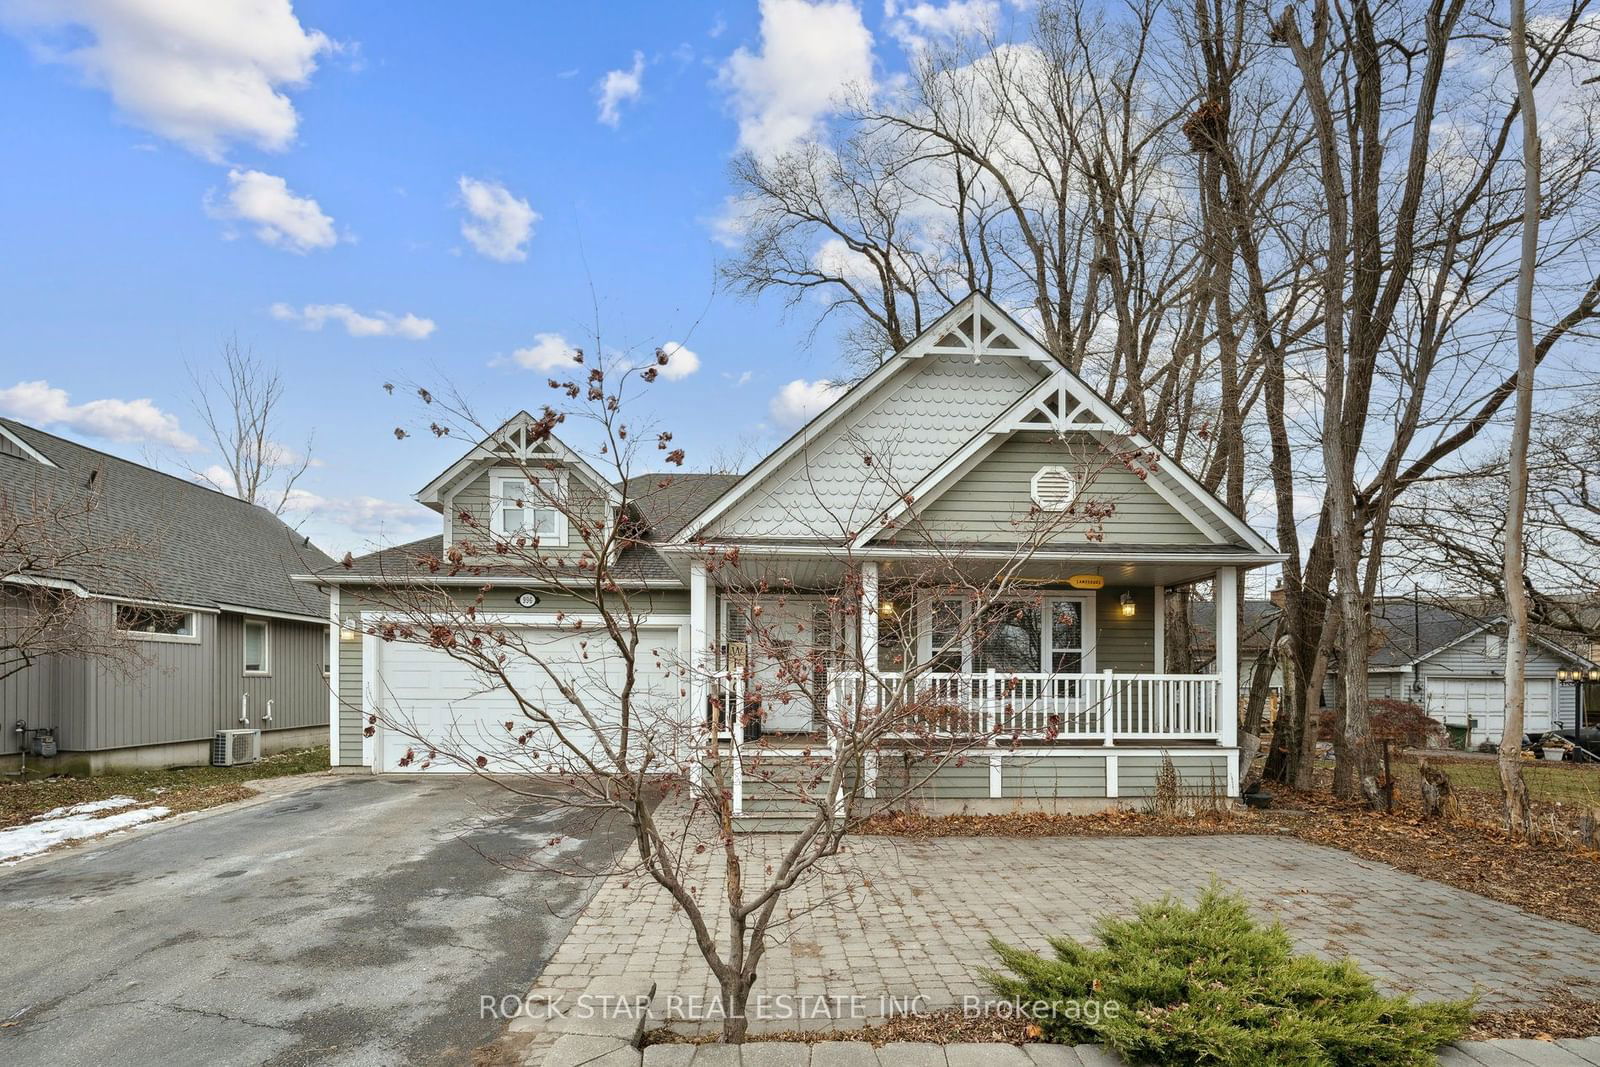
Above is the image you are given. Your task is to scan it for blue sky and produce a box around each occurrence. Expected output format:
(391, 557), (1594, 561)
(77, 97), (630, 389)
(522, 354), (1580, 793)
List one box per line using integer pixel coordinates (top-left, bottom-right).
(0, 1), (942, 554)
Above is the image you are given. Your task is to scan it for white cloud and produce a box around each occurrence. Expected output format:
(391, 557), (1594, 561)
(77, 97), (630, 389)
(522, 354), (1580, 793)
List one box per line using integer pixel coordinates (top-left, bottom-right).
(270, 302), (435, 340)
(719, 0), (874, 158)
(0, 379), (199, 451)
(886, 0), (998, 50)
(457, 176), (538, 263)
(280, 488), (437, 548)
(597, 51), (645, 127)
(769, 378), (846, 428)
(503, 332), (577, 372)
(657, 341), (701, 381)
(0, 0), (333, 161)
(207, 168), (338, 253)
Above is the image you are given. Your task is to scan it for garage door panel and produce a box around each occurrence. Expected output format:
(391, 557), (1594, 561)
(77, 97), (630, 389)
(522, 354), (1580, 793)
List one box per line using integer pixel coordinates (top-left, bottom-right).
(1426, 676), (1554, 746)
(375, 624), (685, 773)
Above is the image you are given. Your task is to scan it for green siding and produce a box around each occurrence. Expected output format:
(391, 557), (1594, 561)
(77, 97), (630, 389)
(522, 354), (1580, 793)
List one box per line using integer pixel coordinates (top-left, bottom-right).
(1096, 587), (1155, 673)
(444, 461), (613, 561)
(908, 432), (1209, 546)
(1117, 753), (1228, 798)
(1002, 756), (1107, 797)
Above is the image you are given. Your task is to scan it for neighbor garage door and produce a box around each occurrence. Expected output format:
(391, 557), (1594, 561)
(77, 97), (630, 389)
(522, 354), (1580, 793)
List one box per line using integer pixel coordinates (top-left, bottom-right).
(371, 622), (686, 772)
(1428, 676), (1554, 746)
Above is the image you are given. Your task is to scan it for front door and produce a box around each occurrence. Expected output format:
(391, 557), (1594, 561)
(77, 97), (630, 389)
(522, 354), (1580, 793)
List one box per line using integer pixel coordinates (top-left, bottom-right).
(736, 598), (835, 732)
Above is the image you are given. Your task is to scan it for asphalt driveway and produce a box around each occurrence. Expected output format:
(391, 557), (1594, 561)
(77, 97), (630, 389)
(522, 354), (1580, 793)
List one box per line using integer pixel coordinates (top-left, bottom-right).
(0, 775), (634, 1066)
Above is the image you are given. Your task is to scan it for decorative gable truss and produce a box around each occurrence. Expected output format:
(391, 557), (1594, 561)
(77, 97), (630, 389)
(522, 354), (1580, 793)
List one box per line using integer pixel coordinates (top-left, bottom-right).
(845, 308), (1278, 555)
(414, 412), (624, 553)
(671, 294), (1057, 545)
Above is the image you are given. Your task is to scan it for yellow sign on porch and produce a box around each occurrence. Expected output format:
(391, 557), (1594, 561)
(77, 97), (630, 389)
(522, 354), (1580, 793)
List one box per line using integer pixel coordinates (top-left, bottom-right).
(1066, 574), (1105, 590)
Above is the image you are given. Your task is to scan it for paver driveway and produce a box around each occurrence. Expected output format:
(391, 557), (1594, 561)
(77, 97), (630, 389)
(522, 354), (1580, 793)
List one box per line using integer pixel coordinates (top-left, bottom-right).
(533, 833), (1600, 1033)
(0, 775), (633, 1066)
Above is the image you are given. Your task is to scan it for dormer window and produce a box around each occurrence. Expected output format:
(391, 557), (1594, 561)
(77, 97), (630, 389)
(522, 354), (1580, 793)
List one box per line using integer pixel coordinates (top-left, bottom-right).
(1030, 465), (1078, 511)
(490, 471), (567, 546)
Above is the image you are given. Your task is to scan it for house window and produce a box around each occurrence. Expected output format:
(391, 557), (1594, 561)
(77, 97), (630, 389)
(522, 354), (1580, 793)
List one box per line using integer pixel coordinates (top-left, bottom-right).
(116, 604), (197, 641)
(490, 473), (567, 546)
(244, 620), (270, 674)
(1030, 465), (1078, 511)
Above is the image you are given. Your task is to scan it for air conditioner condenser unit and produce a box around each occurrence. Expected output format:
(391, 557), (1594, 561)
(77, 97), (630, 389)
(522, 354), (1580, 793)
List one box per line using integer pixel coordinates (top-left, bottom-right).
(212, 729), (261, 767)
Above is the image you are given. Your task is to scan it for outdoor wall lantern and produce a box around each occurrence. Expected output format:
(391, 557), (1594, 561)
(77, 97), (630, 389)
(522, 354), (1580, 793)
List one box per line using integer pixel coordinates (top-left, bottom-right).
(1119, 592), (1137, 618)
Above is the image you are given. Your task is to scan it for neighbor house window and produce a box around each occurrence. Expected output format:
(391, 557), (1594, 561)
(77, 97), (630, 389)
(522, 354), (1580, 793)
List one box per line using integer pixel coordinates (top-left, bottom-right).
(116, 604), (197, 641)
(244, 619), (270, 674)
(489, 472), (567, 546)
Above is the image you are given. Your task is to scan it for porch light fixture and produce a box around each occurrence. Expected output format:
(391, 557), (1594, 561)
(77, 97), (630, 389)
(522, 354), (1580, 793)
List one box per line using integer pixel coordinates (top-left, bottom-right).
(879, 601), (898, 619)
(1119, 592), (1136, 618)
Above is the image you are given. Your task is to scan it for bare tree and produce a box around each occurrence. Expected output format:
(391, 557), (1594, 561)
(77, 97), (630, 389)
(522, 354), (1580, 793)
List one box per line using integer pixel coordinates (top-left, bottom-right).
(1, 479), (147, 684)
(1499, 0), (1543, 835)
(349, 344), (1129, 1042)
(187, 338), (313, 514)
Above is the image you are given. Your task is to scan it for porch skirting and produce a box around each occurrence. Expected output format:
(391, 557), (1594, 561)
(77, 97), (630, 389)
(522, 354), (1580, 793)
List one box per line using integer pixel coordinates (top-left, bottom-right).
(725, 744), (1239, 829)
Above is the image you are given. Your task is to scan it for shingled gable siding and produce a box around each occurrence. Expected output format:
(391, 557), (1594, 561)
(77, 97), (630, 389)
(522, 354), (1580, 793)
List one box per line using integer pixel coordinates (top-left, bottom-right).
(444, 462), (612, 561)
(908, 432), (1207, 545)
(335, 585), (693, 766)
(710, 354), (1044, 540)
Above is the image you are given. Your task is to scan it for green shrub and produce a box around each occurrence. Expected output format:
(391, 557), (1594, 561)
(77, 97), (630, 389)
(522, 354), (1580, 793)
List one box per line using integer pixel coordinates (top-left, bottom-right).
(982, 884), (1471, 1066)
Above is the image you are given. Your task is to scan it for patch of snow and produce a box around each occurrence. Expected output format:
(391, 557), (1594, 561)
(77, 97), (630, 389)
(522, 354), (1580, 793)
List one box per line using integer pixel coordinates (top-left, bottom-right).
(29, 796), (140, 821)
(2, 804), (171, 863)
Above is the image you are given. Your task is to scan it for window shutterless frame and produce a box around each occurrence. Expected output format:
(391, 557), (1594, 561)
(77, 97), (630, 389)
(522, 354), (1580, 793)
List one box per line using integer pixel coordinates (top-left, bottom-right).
(488, 468), (568, 546)
(243, 619), (270, 675)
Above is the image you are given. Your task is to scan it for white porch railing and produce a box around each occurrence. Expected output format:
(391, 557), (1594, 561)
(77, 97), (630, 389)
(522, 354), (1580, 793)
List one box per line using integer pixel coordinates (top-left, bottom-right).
(829, 670), (1222, 742)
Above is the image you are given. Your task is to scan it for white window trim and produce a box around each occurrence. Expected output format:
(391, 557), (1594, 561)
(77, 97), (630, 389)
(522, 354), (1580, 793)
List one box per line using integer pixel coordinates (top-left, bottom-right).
(1030, 465), (1079, 511)
(488, 468), (569, 547)
(915, 590), (1098, 675)
(114, 602), (200, 644)
(243, 618), (271, 675)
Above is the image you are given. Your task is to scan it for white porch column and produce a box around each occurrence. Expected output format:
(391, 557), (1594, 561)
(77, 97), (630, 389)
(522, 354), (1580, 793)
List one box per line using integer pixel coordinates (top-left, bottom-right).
(689, 560), (710, 734)
(1216, 567), (1239, 750)
(1152, 585), (1166, 674)
(859, 561), (880, 680)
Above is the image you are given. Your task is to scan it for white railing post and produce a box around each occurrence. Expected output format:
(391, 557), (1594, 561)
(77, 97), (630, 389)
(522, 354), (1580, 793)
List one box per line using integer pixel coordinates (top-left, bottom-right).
(990, 750), (1003, 798)
(986, 667), (998, 734)
(865, 749), (879, 800)
(1102, 669), (1115, 746)
(830, 735), (845, 818)
(731, 744), (744, 817)
(859, 562), (879, 718)
(1217, 567), (1239, 750)
(690, 560), (709, 733)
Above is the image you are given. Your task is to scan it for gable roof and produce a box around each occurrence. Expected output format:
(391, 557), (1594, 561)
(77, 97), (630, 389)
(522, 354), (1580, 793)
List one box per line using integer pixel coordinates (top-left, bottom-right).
(317, 472), (739, 585)
(413, 412), (624, 513)
(1, 418), (335, 618)
(672, 292), (1277, 557)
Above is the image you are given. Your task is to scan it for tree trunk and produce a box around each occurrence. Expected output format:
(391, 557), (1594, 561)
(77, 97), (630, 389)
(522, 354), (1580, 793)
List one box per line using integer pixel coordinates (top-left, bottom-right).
(1498, 0), (1540, 841)
(1166, 587), (1194, 673)
(1418, 758), (1458, 820)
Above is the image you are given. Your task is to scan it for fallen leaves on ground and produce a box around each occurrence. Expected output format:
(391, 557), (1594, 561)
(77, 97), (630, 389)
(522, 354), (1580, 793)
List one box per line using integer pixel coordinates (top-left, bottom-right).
(859, 808), (1244, 838)
(644, 1010), (1035, 1047)
(1469, 991), (1600, 1039)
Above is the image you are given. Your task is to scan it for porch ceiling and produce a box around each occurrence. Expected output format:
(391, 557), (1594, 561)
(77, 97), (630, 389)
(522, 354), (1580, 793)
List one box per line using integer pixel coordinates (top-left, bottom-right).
(700, 551), (1257, 592)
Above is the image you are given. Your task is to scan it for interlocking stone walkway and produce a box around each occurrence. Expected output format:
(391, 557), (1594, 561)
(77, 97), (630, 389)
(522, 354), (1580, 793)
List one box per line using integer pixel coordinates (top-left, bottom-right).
(533, 833), (1600, 1032)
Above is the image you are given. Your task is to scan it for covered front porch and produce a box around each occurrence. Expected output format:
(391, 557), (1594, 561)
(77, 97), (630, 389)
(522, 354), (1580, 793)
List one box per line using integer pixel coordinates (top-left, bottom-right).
(682, 550), (1248, 814)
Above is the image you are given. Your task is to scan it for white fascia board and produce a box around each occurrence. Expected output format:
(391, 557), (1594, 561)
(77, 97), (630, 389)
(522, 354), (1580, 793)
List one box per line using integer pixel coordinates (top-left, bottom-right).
(414, 412), (623, 511)
(0, 423), (58, 466)
(298, 574), (686, 589)
(215, 603), (330, 625)
(664, 541), (1288, 565)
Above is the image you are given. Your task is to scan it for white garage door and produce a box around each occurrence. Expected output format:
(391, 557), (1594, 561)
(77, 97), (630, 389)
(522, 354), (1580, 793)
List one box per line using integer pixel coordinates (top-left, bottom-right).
(1428, 677), (1554, 746)
(372, 622), (686, 773)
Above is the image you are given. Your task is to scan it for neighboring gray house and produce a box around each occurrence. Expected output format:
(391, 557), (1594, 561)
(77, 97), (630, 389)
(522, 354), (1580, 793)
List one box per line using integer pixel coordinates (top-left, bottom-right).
(1195, 595), (1597, 746)
(1, 418), (334, 773)
(304, 292), (1287, 811)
